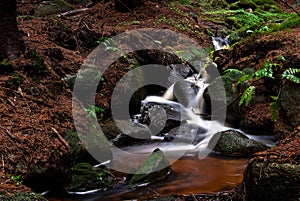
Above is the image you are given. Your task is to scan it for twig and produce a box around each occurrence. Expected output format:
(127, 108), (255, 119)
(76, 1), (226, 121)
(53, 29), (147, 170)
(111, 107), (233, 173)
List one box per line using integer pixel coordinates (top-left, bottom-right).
(280, 0), (300, 17)
(51, 127), (71, 150)
(191, 194), (199, 201)
(1, 155), (5, 174)
(148, 187), (160, 196)
(0, 126), (15, 139)
(58, 8), (89, 17)
(7, 99), (16, 108)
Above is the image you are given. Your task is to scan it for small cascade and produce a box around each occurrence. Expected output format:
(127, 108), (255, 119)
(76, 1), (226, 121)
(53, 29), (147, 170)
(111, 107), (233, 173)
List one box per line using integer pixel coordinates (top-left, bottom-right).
(211, 36), (230, 50)
(133, 70), (228, 158)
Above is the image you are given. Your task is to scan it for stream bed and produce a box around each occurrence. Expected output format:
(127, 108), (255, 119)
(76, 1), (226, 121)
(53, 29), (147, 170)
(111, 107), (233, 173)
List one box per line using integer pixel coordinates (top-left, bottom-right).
(47, 143), (249, 201)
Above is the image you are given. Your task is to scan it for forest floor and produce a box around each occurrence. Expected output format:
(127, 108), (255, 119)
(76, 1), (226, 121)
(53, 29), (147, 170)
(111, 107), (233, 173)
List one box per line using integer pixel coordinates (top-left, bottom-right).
(0, 0), (299, 199)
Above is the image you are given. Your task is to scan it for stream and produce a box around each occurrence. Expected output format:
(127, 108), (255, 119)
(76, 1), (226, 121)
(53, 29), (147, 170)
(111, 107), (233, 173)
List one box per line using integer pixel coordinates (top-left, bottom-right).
(49, 37), (276, 200)
(47, 151), (248, 201)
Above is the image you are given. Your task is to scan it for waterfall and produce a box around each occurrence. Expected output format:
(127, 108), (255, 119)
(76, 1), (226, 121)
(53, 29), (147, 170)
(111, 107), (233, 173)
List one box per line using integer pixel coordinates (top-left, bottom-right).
(211, 36), (230, 51)
(134, 71), (230, 159)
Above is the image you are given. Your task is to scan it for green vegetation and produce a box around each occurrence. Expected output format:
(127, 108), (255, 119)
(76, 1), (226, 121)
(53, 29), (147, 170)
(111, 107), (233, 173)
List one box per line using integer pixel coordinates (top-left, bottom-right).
(0, 192), (46, 201)
(84, 105), (105, 121)
(199, 0), (300, 43)
(224, 56), (300, 121)
(34, 0), (74, 16)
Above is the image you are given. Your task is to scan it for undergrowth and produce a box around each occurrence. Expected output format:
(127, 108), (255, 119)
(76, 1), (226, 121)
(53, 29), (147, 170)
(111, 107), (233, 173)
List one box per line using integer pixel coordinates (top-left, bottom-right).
(224, 57), (300, 121)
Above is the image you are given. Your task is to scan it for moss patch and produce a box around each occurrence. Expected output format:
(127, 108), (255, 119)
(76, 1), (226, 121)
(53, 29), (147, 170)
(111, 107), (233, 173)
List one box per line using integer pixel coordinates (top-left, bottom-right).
(244, 161), (300, 201)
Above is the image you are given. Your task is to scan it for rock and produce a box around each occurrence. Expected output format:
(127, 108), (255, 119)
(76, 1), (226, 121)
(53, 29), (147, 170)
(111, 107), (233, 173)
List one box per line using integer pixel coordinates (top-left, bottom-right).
(64, 129), (98, 165)
(173, 79), (200, 108)
(244, 160), (300, 201)
(281, 82), (300, 127)
(203, 76), (242, 123)
(140, 103), (183, 134)
(164, 123), (206, 144)
(209, 130), (269, 157)
(66, 163), (116, 192)
(34, 0), (74, 16)
(168, 64), (194, 85)
(115, 120), (152, 139)
(129, 148), (171, 188)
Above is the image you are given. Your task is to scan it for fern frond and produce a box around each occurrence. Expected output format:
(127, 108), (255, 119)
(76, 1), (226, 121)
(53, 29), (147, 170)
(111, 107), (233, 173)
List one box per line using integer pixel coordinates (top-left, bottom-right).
(237, 74), (253, 85)
(270, 95), (281, 122)
(281, 68), (300, 83)
(254, 62), (274, 79)
(223, 68), (244, 76)
(239, 86), (255, 107)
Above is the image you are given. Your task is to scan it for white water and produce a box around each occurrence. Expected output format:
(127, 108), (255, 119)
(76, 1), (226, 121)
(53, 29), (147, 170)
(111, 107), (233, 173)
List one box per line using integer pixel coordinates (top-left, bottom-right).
(141, 74), (228, 158)
(211, 36), (230, 50)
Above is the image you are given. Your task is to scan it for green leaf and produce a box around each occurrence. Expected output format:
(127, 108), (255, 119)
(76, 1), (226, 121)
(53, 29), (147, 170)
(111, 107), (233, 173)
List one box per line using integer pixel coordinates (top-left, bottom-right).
(270, 95), (281, 122)
(223, 68), (244, 76)
(281, 68), (300, 83)
(239, 86), (255, 107)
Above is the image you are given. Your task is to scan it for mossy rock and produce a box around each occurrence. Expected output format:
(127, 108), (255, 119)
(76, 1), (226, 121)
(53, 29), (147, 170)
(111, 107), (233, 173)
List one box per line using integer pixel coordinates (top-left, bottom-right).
(0, 59), (14, 74)
(0, 192), (47, 201)
(209, 130), (269, 157)
(244, 160), (300, 201)
(34, 0), (74, 16)
(277, 14), (300, 30)
(203, 75), (243, 123)
(129, 148), (171, 187)
(66, 163), (116, 192)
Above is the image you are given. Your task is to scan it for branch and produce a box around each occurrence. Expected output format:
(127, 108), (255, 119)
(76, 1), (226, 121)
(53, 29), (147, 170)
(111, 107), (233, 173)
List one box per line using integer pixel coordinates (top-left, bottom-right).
(280, 0), (300, 17)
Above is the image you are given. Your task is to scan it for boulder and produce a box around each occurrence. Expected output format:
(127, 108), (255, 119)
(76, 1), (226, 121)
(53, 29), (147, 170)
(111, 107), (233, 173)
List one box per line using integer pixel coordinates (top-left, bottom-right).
(209, 130), (269, 157)
(244, 160), (300, 201)
(140, 103), (183, 134)
(203, 76), (242, 123)
(164, 123), (206, 144)
(66, 163), (116, 192)
(129, 148), (171, 188)
(281, 82), (300, 127)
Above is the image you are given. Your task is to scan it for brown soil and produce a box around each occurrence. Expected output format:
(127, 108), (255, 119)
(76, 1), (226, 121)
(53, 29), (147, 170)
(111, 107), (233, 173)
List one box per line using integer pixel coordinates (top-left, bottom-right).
(0, 0), (299, 199)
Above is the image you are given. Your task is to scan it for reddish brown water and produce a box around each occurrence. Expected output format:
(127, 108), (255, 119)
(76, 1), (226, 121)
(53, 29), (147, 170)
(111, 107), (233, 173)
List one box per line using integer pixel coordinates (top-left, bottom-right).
(47, 156), (248, 201)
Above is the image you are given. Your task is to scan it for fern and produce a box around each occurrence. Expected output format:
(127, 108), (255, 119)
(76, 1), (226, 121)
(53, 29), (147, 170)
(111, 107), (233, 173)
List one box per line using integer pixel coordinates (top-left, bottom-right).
(270, 95), (281, 122)
(223, 68), (244, 76)
(239, 86), (255, 107)
(281, 68), (300, 83)
(254, 60), (275, 79)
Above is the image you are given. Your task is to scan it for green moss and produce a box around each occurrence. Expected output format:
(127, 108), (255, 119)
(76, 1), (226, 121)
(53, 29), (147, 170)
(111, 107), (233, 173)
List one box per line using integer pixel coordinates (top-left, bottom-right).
(0, 192), (47, 201)
(278, 15), (300, 30)
(129, 148), (171, 187)
(34, 0), (74, 16)
(209, 130), (268, 157)
(245, 161), (300, 201)
(66, 163), (116, 192)
(226, 10), (262, 29)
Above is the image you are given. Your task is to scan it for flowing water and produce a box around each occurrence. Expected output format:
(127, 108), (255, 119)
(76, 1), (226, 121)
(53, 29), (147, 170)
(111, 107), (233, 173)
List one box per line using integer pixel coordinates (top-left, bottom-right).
(47, 37), (275, 200)
(47, 152), (248, 201)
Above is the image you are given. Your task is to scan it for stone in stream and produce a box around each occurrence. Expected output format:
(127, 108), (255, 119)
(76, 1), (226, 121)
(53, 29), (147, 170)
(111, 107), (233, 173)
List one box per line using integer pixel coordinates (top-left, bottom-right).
(128, 148), (171, 188)
(164, 123), (206, 144)
(203, 75), (242, 123)
(66, 163), (116, 192)
(208, 130), (269, 157)
(111, 120), (152, 147)
(139, 103), (183, 135)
